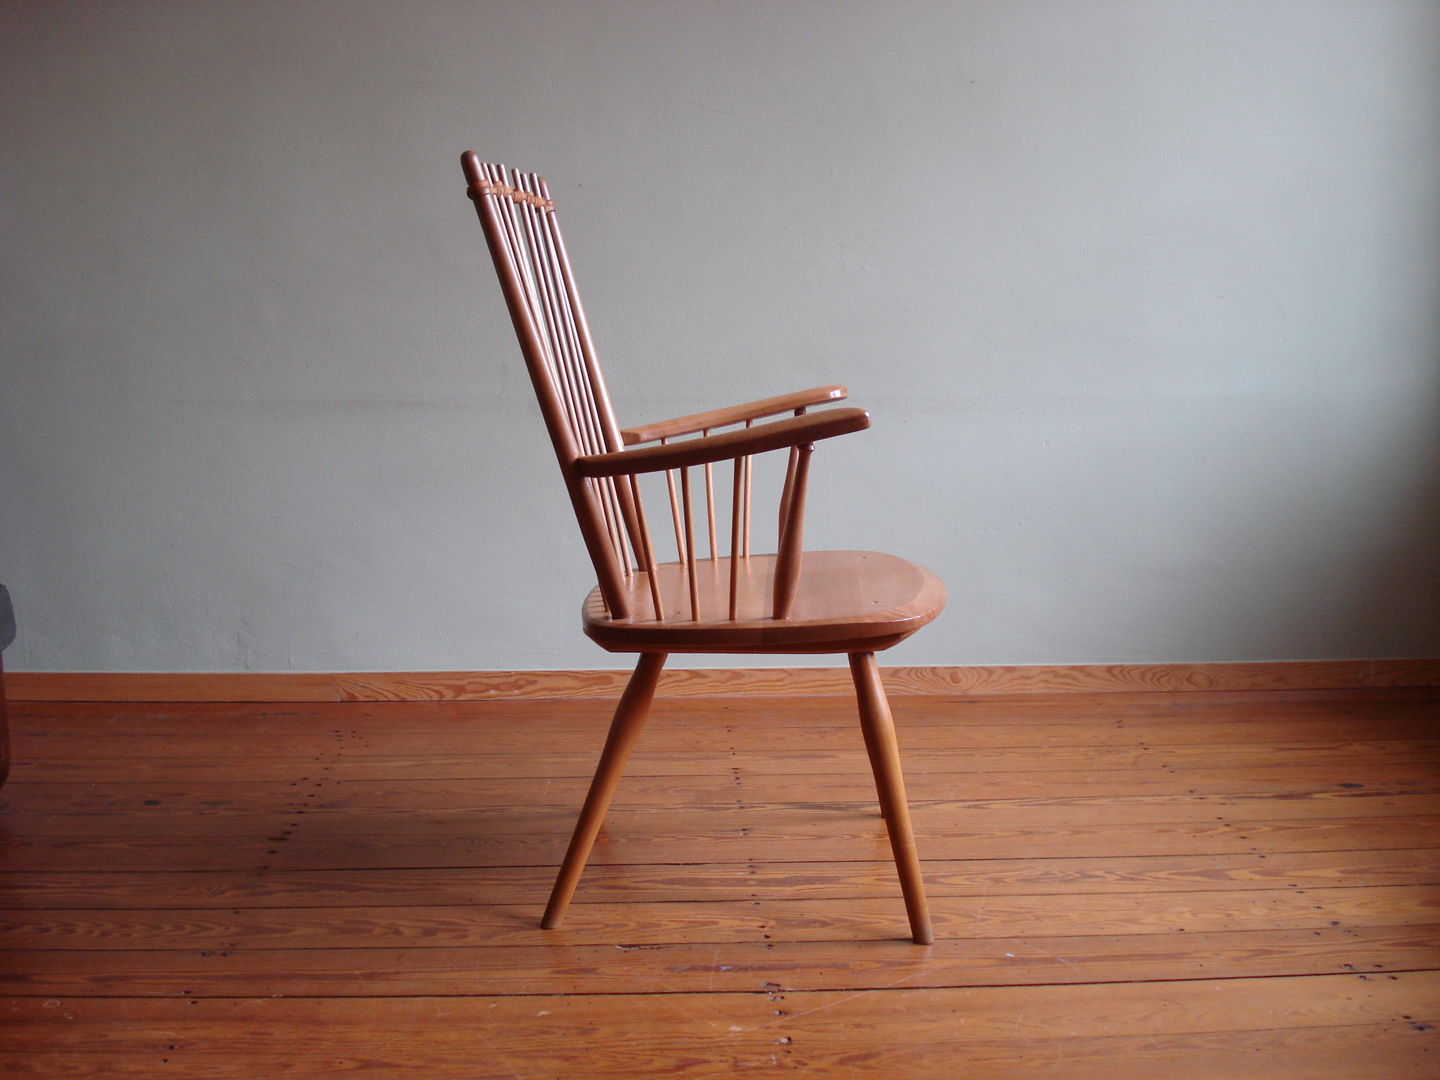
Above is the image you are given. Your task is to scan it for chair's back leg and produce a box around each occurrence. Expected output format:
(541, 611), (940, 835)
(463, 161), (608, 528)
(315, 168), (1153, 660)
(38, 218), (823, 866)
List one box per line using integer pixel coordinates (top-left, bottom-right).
(542, 651), (668, 928)
(848, 651), (934, 945)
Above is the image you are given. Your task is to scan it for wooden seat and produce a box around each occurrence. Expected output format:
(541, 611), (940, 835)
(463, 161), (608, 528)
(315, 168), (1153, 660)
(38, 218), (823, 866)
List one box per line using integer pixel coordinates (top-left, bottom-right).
(462, 154), (945, 943)
(584, 550), (944, 653)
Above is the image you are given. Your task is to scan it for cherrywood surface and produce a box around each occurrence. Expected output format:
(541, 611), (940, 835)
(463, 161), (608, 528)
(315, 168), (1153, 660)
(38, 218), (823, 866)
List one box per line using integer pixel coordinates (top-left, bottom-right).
(620, 385), (848, 445)
(542, 652), (666, 927)
(11, 659), (1440, 702)
(583, 551), (945, 653)
(578, 408), (870, 477)
(2, 685), (1436, 1076)
(463, 155), (944, 931)
(849, 651), (933, 942)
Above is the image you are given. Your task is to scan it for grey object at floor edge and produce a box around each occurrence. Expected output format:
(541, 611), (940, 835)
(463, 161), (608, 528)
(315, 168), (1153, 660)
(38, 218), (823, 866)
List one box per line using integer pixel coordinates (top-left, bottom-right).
(0, 584), (12, 787)
(0, 585), (14, 652)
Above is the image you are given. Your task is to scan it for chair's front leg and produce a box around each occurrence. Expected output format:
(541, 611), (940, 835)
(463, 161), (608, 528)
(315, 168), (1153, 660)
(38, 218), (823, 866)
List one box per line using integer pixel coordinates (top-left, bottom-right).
(849, 651), (934, 944)
(542, 651), (668, 928)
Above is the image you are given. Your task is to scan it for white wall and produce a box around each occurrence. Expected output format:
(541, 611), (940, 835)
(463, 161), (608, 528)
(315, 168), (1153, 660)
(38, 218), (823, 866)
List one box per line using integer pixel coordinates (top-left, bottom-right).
(3, 0), (1438, 673)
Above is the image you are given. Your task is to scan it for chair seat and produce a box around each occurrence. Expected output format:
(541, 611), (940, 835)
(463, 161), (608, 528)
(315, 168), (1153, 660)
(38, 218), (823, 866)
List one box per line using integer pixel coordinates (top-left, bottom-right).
(583, 550), (945, 654)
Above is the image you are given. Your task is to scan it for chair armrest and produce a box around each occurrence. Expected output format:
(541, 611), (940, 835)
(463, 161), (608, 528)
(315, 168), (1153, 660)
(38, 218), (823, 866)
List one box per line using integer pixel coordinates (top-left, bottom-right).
(620, 385), (848, 445)
(576, 408), (869, 478)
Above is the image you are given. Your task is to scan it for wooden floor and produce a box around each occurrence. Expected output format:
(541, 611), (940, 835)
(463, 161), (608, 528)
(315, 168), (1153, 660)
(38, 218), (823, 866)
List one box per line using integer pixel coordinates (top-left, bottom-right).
(1, 683), (1438, 1077)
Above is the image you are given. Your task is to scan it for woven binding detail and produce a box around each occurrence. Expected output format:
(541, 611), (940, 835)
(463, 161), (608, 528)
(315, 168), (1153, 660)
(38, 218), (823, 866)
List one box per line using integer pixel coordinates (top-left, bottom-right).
(468, 178), (554, 210)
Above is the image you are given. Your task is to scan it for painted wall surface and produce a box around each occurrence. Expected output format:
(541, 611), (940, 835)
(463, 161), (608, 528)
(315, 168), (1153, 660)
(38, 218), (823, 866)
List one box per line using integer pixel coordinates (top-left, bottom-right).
(3, 1), (1438, 672)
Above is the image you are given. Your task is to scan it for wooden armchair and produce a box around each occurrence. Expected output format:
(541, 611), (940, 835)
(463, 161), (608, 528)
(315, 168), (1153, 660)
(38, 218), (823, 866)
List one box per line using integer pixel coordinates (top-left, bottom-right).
(462, 155), (945, 943)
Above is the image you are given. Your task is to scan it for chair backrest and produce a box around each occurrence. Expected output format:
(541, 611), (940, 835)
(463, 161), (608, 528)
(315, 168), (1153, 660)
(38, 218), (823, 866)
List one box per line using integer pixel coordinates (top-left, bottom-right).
(462, 155), (637, 618)
(464, 155), (838, 626)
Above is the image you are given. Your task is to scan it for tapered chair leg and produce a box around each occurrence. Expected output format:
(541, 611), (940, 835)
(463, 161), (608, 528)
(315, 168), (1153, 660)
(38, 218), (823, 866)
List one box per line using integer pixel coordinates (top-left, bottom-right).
(848, 651), (933, 945)
(855, 703), (887, 820)
(542, 652), (667, 929)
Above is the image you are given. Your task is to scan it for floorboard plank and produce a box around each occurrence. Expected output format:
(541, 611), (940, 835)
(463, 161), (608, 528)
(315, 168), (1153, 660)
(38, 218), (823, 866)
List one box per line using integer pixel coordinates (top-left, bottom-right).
(6, 790), (1439, 842)
(12, 685), (1436, 735)
(1, 975), (1436, 1078)
(6, 763), (1437, 814)
(2, 925), (1438, 998)
(4, 849), (1437, 909)
(4, 886), (1438, 950)
(14, 714), (1439, 760)
(11, 739), (1440, 783)
(5, 816), (1438, 871)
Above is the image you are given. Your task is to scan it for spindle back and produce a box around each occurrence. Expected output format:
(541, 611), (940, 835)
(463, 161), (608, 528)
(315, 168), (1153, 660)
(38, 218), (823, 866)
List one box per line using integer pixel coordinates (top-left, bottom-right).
(465, 155), (831, 626)
(463, 156), (637, 616)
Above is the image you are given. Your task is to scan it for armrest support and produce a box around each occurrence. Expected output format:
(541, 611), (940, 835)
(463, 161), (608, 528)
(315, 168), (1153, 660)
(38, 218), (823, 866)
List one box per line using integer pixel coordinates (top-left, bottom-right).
(576, 407), (869, 478)
(620, 385), (848, 445)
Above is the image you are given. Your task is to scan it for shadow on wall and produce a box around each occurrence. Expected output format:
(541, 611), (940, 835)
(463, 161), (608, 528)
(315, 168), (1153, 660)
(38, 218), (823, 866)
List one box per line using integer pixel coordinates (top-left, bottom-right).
(1338, 374), (1440, 658)
(1202, 362), (1440, 661)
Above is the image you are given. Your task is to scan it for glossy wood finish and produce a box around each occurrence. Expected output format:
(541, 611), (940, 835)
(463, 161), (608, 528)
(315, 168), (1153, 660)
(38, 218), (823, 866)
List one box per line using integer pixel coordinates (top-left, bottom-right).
(1, 687), (1437, 1076)
(584, 551), (945, 653)
(850, 652), (932, 943)
(542, 652), (667, 927)
(464, 155), (946, 938)
(771, 444), (812, 619)
(620, 385), (848, 445)
(576, 408), (869, 477)
(464, 157), (633, 616)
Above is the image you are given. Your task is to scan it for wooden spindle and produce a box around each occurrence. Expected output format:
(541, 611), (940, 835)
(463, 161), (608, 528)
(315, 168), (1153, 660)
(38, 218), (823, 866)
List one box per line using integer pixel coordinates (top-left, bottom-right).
(515, 174), (588, 443)
(533, 190), (630, 572)
(498, 171), (553, 378)
(526, 173), (609, 461)
(486, 168), (548, 375)
(535, 174), (647, 569)
(728, 456), (744, 620)
(661, 439), (687, 564)
(598, 477), (631, 578)
(518, 175), (587, 424)
(772, 443), (813, 619)
(703, 432), (718, 561)
(466, 160), (629, 617)
(742, 422), (753, 559)
(511, 171), (631, 578)
(613, 470), (646, 576)
(679, 467), (700, 620)
(628, 474), (664, 621)
(537, 174), (628, 449)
